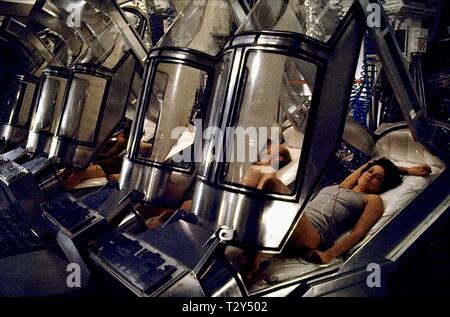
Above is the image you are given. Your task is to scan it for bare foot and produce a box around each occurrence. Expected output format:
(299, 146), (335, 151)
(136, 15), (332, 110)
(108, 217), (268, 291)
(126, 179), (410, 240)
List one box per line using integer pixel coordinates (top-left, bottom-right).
(145, 216), (165, 230)
(107, 174), (120, 182)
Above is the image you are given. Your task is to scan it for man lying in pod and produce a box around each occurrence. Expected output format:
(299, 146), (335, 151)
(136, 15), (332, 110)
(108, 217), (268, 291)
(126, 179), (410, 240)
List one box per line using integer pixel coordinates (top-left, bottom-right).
(242, 139), (292, 194)
(143, 135), (296, 229)
(58, 120), (132, 189)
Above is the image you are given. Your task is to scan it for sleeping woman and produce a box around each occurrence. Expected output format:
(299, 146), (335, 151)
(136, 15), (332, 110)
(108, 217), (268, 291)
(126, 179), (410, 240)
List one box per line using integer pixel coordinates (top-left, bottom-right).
(243, 158), (432, 280)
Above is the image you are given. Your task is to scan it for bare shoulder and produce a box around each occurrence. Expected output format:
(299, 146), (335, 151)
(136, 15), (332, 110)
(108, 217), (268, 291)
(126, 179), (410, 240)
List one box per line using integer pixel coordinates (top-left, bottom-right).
(364, 194), (383, 206)
(339, 183), (353, 190)
(248, 165), (260, 172)
(246, 165), (261, 176)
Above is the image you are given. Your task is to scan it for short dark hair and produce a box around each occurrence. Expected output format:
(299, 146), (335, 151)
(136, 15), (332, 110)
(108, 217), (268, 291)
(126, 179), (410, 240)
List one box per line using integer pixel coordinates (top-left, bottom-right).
(361, 158), (402, 193)
(278, 145), (292, 169)
(256, 141), (292, 169)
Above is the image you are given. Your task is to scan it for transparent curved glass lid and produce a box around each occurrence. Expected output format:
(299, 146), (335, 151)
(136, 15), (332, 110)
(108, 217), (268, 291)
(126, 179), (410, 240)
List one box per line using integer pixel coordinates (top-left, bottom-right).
(237, 0), (351, 42)
(75, 20), (122, 67)
(0, 78), (37, 128)
(219, 51), (317, 196)
(134, 62), (208, 171)
(31, 74), (68, 135)
(199, 54), (232, 177)
(75, 8), (145, 69)
(157, 0), (233, 55)
(36, 0), (125, 68)
(57, 73), (108, 144)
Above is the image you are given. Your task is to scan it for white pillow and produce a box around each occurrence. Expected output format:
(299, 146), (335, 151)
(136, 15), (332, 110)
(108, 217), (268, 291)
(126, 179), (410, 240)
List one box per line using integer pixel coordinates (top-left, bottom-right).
(276, 147), (301, 185)
(283, 126), (304, 149)
(73, 177), (108, 189)
(347, 161), (443, 254)
(374, 129), (445, 169)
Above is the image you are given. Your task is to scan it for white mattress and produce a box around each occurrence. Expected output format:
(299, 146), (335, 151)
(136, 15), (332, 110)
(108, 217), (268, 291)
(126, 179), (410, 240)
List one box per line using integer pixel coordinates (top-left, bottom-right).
(346, 128), (445, 254)
(346, 160), (443, 254)
(251, 129), (446, 288)
(73, 177), (108, 189)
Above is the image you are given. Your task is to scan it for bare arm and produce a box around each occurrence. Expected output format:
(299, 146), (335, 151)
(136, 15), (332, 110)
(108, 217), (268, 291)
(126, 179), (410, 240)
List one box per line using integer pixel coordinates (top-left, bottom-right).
(340, 161), (432, 190)
(242, 165), (262, 188)
(308, 194), (384, 264)
(397, 164), (432, 176)
(340, 161), (372, 189)
(145, 199), (193, 230)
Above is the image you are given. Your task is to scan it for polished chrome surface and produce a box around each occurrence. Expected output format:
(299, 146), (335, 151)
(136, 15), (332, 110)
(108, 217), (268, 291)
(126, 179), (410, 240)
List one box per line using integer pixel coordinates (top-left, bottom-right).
(49, 52), (137, 169)
(162, 272), (206, 297)
(192, 182), (300, 250)
(0, 147), (27, 163)
(0, 74), (39, 145)
(224, 0), (250, 25)
(197, 254), (245, 297)
(120, 157), (194, 207)
(26, 67), (69, 154)
(86, 0), (150, 66)
(342, 116), (374, 156)
(192, 8), (365, 250)
(119, 48), (216, 205)
(29, 0), (135, 68)
(236, 0), (351, 42)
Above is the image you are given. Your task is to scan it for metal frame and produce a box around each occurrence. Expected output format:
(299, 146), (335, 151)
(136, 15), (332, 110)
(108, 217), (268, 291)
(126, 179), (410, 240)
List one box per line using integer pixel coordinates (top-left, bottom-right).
(26, 67), (70, 154)
(48, 50), (138, 169)
(0, 73), (40, 146)
(86, 0), (150, 66)
(191, 4), (366, 251)
(119, 47), (216, 207)
(54, 65), (112, 147)
(358, 0), (450, 165)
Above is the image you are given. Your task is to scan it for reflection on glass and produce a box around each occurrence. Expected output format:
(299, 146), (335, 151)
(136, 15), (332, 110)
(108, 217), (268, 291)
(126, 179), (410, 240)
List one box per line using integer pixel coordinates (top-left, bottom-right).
(237, 0), (350, 42)
(199, 54), (232, 176)
(222, 51), (316, 195)
(0, 80), (36, 128)
(1, 82), (25, 124)
(31, 76), (67, 134)
(58, 74), (107, 143)
(17, 82), (37, 127)
(157, 0), (232, 55)
(136, 63), (208, 170)
(76, 20), (121, 67)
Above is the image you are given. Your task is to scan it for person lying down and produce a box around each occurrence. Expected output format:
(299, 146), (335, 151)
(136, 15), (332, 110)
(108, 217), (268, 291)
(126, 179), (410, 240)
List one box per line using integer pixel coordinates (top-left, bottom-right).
(241, 141), (292, 194)
(59, 126), (130, 189)
(143, 141), (294, 228)
(141, 142), (432, 285)
(242, 157), (432, 283)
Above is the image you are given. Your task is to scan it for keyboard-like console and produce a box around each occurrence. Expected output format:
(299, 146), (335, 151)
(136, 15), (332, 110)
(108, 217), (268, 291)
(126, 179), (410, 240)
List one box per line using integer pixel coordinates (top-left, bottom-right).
(42, 193), (104, 238)
(0, 206), (44, 257)
(89, 229), (187, 296)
